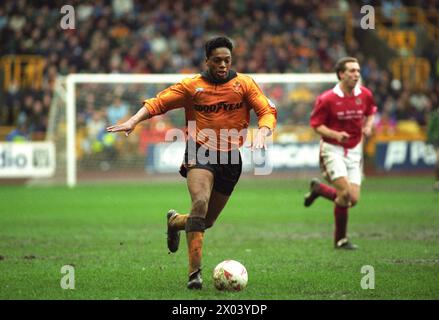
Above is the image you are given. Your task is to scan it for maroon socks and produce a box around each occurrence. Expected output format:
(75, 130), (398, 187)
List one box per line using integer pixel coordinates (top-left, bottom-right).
(334, 205), (348, 244)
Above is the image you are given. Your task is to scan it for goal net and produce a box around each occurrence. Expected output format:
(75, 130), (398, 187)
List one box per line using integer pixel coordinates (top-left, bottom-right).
(43, 73), (337, 187)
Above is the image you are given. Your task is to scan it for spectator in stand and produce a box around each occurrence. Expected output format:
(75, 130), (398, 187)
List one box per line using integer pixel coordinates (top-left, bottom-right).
(107, 96), (130, 126)
(6, 122), (29, 142)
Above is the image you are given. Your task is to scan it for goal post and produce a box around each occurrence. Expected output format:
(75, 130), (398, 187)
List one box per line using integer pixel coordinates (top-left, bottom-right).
(56, 73), (338, 187)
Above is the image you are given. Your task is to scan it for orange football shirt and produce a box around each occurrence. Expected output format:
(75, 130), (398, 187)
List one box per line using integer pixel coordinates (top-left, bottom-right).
(143, 73), (277, 151)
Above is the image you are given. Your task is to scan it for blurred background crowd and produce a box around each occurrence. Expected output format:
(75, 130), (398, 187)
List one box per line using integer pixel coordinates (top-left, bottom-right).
(0, 0), (438, 149)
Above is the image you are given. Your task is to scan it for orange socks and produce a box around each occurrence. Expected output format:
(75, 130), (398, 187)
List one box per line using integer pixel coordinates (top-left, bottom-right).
(185, 216), (206, 276)
(186, 231), (204, 275)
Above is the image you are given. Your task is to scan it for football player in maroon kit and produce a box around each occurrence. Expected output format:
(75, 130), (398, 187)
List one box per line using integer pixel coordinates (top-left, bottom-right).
(304, 57), (377, 250)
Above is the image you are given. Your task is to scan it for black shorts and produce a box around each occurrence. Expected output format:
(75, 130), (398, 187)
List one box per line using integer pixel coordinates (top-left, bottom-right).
(179, 141), (242, 196)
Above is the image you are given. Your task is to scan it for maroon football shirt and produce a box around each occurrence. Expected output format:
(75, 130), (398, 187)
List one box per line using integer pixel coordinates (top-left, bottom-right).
(310, 84), (377, 149)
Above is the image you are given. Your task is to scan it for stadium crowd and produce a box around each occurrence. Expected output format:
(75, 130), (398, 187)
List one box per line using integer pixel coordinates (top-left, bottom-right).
(0, 0), (438, 142)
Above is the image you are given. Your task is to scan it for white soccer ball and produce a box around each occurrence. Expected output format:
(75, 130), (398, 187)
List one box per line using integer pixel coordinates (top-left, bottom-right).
(213, 260), (248, 291)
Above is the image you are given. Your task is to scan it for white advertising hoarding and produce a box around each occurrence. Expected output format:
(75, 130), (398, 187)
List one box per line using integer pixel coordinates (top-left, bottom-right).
(0, 142), (56, 178)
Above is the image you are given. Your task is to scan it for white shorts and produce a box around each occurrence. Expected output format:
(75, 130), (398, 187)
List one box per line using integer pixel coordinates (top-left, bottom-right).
(319, 140), (363, 186)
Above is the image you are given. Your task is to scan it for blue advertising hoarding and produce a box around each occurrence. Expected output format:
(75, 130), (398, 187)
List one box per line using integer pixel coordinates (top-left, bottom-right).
(375, 141), (437, 170)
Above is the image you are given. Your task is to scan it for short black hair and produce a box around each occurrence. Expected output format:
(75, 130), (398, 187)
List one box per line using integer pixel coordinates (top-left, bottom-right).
(205, 37), (233, 58)
(334, 57), (359, 80)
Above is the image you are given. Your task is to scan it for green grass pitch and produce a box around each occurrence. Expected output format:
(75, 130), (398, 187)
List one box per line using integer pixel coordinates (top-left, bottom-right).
(0, 176), (438, 299)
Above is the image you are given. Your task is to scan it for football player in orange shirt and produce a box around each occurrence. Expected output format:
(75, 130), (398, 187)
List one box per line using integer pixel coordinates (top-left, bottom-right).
(107, 37), (277, 289)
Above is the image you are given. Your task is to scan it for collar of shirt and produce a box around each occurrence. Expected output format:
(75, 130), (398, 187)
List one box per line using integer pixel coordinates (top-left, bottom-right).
(201, 70), (238, 84)
(333, 83), (362, 98)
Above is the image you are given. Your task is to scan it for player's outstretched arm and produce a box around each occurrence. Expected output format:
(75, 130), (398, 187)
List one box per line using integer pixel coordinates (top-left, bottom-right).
(106, 104), (150, 136)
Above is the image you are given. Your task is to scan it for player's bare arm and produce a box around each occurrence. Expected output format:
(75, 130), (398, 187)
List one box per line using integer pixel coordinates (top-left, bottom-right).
(106, 104), (150, 136)
(314, 124), (350, 143)
(362, 114), (375, 137)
